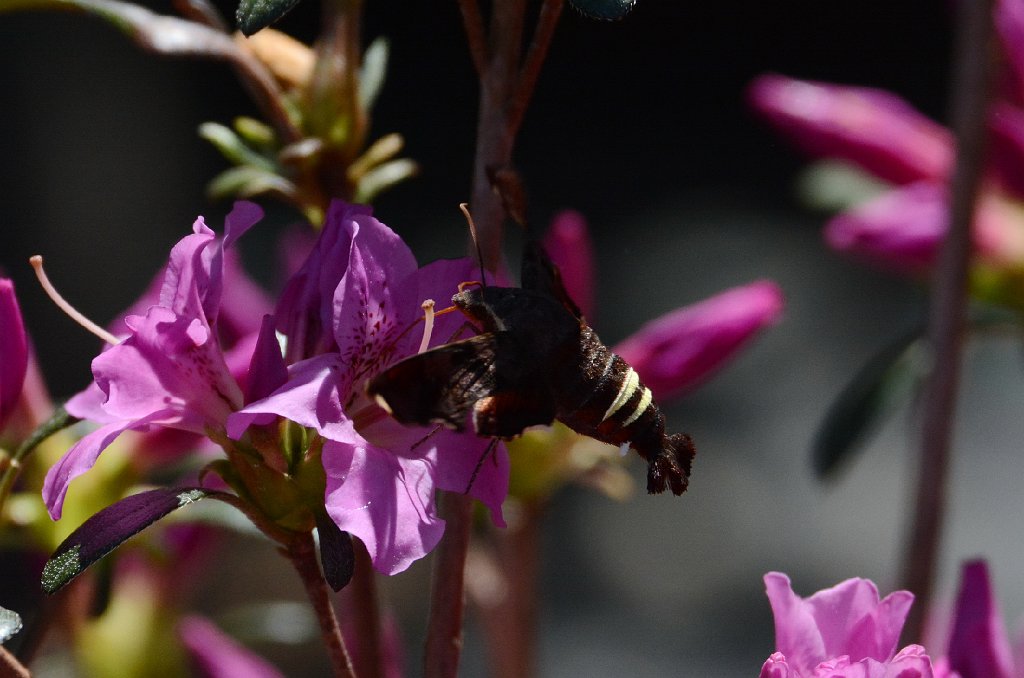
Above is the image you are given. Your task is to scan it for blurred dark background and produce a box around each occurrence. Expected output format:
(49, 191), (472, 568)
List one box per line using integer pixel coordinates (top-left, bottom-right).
(9, 2), (1022, 676)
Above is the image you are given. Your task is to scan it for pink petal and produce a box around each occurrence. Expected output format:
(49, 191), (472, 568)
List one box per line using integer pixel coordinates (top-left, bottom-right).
(226, 355), (347, 441)
(613, 280), (784, 400)
(95, 307), (241, 430)
(764, 572), (914, 673)
(761, 652), (793, 678)
(42, 410), (175, 519)
(0, 279), (29, 428)
(988, 103), (1024, 199)
(824, 182), (948, 271)
(748, 74), (953, 184)
(418, 430), (508, 528)
(222, 200), (264, 248)
(160, 218), (220, 322)
(946, 560), (1014, 678)
(542, 210), (596, 320)
(179, 615), (284, 678)
(322, 433), (445, 575)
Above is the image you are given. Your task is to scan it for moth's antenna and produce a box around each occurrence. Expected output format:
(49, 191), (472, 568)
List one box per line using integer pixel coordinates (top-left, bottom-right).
(459, 202), (488, 286)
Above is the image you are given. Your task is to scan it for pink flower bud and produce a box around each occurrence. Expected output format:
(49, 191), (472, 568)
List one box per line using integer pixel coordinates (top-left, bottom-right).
(613, 280), (784, 401)
(748, 74), (953, 184)
(542, 209), (596, 321)
(824, 182), (1024, 273)
(0, 278), (29, 429)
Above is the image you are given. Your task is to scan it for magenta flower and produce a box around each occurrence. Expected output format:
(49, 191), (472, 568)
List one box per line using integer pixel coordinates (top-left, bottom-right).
(932, 560), (1016, 678)
(540, 213), (784, 403)
(228, 201), (508, 575)
(749, 11), (1024, 277)
(179, 615), (284, 678)
(748, 74), (953, 186)
(0, 278), (29, 431)
(543, 209), (596, 320)
(42, 202), (265, 520)
(760, 572), (936, 678)
(613, 280), (784, 401)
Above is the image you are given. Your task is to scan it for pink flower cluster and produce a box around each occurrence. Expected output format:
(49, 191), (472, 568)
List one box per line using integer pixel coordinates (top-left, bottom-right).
(37, 200), (782, 575)
(762, 562), (1024, 678)
(748, 0), (1024, 276)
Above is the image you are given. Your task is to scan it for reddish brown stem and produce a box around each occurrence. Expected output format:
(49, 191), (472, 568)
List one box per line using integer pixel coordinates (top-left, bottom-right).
(900, 0), (994, 642)
(508, 0), (565, 137)
(474, 503), (542, 678)
(286, 531), (357, 678)
(340, 540), (383, 678)
(424, 492), (474, 678)
(457, 0), (488, 78)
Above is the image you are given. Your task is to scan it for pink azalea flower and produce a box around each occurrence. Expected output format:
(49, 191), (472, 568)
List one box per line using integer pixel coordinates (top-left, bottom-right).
(42, 202), (265, 520)
(760, 572), (937, 678)
(179, 615), (284, 678)
(540, 213), (784, 403)
(0, 278), (29, 431)
(932, 560), (1017, 678)
(614, 280), (784, 401)
(228, 201), (508, 575)
(749, 6), (1024, 276)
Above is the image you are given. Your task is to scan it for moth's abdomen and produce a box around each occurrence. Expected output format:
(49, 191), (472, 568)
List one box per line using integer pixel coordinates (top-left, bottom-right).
(556, 326), (694, 495)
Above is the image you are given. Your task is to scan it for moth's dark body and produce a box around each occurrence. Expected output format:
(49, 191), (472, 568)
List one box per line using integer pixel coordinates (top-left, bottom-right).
(366, 243), (694, 495)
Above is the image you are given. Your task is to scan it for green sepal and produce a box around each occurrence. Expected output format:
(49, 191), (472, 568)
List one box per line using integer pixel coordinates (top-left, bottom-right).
(199, 122), (276, 171)
(233, 116), (277, 150)
(207, 166), (296, 201)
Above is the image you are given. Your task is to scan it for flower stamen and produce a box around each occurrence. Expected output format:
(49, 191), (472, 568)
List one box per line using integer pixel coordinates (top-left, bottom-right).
(418, 299), (436, 354)
(30, 255), (120, 346)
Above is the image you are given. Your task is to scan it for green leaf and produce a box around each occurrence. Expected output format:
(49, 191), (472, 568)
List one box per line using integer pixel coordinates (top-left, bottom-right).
(199, 122), (276, 171)
(41, 487), (210, 594)
(353, 158), (418, 203)
(796, 160), (889, 212)
(207, 166), (296, 201)
(235, 0), (301, 37)
(358, 37), (389, 112)
(812, 328), (928, 478)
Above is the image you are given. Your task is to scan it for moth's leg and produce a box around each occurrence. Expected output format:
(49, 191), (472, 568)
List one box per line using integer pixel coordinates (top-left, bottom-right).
(409, 423), (445, 451)
(464, 437), (501, 494)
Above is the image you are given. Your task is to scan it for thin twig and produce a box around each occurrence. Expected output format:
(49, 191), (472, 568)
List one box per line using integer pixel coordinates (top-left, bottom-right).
(901, 0), (994, 642)
(508, 0), (565, 136)
(424, 492), (474, 678)
(457, 0), (488, 78)
(287, 531), (357, 678)
(341, 541), (383, 678)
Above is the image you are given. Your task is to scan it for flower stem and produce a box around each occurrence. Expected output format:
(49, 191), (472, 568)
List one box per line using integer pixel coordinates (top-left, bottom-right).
(340, 540), (383, 678)
(424, 492), (474, 678)
(286, 531), (357, 678)
(901, 0), (994, 642)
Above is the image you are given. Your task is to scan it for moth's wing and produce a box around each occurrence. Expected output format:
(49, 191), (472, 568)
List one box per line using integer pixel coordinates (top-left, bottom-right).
(367, 331), (558, 438)
(520, 241), (583, 320)
(471, 390), (556, 438)
(366, 334), (498, 431)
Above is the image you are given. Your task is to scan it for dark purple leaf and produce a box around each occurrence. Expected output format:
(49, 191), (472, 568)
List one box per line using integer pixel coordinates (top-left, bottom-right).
(315, 513), (353, 592)
(41, 487), (209, 594)
(235, 0), (301, 37)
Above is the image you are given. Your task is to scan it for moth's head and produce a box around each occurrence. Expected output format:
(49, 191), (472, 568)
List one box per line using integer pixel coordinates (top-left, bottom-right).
(452, 282), (501, 330)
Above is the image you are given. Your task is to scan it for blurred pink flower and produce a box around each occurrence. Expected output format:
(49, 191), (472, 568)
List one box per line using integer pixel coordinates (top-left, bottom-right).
(0, 278), (28, 430)
(541, 214), (784, 403)
(543, 209), (596, 321)
(748, 74), (953, 185)
(932, 560), (1019, 678)
(614, 280), (784, 401)
(179, 615), (284, 678)
(749, 2), (1024, 276)
(760, 572), (936, 678)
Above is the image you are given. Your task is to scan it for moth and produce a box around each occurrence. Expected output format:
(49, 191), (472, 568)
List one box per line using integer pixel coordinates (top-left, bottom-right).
(365, 239), (694, 495)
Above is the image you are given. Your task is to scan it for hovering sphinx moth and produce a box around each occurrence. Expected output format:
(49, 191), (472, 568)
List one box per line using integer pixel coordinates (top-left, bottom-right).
(366, 237), (694, 496)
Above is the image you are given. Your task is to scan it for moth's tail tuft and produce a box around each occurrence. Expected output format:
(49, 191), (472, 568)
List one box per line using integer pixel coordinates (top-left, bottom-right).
(646, 433), (695, 496)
